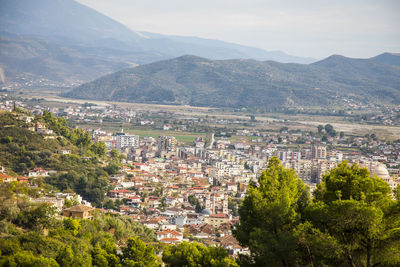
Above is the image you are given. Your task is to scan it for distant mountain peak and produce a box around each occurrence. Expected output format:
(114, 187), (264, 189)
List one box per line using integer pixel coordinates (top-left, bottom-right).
(380, 52), (400, 56)
(0, 0), (143, 44)
(371, 52), (400, 66)
(175, 55), (209, 61)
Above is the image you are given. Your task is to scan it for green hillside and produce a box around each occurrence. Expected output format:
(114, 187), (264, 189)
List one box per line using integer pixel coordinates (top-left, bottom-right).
(64, 53), (400, 109)
(0, 110), (114, 206)
(0, 183), (158, 266)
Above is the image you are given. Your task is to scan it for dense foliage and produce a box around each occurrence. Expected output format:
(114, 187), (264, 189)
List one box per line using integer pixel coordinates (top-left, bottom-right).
(233, 157), (309, 266)
(234, 158), (400, 266)
(0, 111), (110, 206)
(162, 241), (238, 267)
(308, 162), (400, 266)
(41, 110), (107, 158)
(0, 181), (159, 267)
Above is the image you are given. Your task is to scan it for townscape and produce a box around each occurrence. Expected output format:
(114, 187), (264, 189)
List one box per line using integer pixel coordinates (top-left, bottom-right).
(1, 0), (399, 266)
(1, 93), (399, 259)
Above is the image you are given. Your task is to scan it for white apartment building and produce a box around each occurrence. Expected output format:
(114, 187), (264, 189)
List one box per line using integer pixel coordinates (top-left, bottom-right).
(115, 132), (139, 151)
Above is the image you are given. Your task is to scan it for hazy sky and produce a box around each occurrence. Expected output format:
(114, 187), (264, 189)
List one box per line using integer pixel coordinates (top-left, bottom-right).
(77, 0), (400, 59)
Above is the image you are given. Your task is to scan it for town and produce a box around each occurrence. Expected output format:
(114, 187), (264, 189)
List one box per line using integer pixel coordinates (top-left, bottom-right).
(1, 93), (399, 258)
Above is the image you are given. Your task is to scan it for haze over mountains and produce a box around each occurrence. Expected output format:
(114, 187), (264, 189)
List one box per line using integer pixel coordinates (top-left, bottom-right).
(0, 0), (314, 86)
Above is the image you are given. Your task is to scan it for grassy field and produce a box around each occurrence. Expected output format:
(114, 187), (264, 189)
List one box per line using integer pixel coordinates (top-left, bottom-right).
(75, 122), (206, 144)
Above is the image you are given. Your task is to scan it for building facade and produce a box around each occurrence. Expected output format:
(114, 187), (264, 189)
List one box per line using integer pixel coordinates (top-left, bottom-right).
(116, 132), (139, 151)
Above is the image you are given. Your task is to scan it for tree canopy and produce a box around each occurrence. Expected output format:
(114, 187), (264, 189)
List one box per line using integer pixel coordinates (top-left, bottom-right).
(307, 162), (399, 266)
(121, 237), (161, 267)
(233, 157), (309, 266)
(0, 181), (159, 267)
(234, 158), (400, 267)
(162, 241), (238, 267)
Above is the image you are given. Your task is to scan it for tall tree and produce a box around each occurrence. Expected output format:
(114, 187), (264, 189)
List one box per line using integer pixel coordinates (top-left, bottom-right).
(233, 157), (309, 266)
(308, 162), (400, 267)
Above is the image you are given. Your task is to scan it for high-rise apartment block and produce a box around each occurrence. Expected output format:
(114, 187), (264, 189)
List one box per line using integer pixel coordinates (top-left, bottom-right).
(312, 145), (327, 159)
(158, 136), (177, 152)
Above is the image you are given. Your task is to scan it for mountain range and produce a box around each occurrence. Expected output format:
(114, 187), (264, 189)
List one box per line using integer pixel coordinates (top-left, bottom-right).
(1, 0), (398, 110)
(0, 0), (314, 86)
(63, 53), (400, 109)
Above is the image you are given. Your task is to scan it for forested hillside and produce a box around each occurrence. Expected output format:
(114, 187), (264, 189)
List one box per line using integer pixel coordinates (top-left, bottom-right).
(64, 53), (400, 110)
(0, 180), (159, 266)
(0, 110), (114, 205)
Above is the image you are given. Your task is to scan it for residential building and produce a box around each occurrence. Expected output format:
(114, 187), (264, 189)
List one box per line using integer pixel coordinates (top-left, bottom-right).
(158, 136), (177, 152)
(28, 168), (49, 177)
(204, 213), (230, 228)
(115, 131), (139, 151)
(62, 204), (95, 220)
(312, 145), (327, 159)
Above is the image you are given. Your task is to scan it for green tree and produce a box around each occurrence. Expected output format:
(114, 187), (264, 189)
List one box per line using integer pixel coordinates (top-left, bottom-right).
(188, 195), (200, 207)
(308, 162), (400, 266)
(244, 162), (251, 170)
(313, 162), (391, 206)
(92, 244), (109, 267)
(91, 141), (107, 158)
(104, 163), (120, 176)
(63, 218), (81, 236)
(233, 157), (310, 266)
(317, 125), (324, 134)
(1, 136), (13, 144)
(293, 221), (344, 266)
(15, 203), (58, 231)
(2, 250), (59, 267)
(121, 237), (160, 267)
(68, 243), (92, 266)
(162, 241), (238, 267)
(63, 195), (79, 208)
(110, 149), (121, 161)
(56, 245), (75, 267)
(96, 237), (120, 266)
(228, 197), (238, 217)
(394, 184), (400, 201)
(324, 124), (334, 134)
